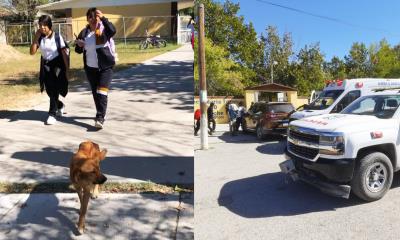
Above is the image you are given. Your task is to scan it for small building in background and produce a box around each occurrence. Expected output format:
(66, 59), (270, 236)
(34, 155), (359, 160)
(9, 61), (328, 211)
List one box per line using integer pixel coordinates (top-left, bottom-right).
(244, 83), (308, 109)
(36, 0), (194, 43)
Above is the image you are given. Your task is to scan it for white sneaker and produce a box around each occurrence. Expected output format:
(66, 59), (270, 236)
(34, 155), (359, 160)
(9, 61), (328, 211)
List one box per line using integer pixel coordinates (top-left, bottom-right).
(94, 120), (103, 129)
(56, 105), (65, 117)
(46, 115), (57, 125)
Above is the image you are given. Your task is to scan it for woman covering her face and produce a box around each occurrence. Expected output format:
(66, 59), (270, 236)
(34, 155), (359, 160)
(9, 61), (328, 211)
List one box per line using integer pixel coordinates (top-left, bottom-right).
(75, 8), (116, 129)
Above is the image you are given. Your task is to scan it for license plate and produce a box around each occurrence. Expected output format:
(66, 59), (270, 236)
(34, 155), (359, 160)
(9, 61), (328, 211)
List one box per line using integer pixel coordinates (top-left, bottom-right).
(282, 123), (288, 127)
(279, 160), (295, 174)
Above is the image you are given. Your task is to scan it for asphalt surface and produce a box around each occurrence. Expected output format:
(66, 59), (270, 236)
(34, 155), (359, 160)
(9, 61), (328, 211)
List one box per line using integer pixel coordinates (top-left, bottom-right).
(195, 124), (400, 240)
(0, 45), (194, 239)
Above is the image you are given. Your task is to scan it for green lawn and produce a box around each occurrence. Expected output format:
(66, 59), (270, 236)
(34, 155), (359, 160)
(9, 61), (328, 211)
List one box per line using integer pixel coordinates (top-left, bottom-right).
(0, 42), (180, 110)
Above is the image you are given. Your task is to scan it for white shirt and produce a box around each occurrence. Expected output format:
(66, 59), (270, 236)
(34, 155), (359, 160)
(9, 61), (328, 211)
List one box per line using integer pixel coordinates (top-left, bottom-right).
(237, 106), (245, 118)
(229, 103), (238, 111)
(39, 32), (65, 61)
(84, 31), (99, 68)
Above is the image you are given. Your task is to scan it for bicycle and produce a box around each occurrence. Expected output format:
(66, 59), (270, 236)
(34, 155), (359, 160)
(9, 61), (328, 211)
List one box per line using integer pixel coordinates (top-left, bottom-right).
(139, 29), (167, 50)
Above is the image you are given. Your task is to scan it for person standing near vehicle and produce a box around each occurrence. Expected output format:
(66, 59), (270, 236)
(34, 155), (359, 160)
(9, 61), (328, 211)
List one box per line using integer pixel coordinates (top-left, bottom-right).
(207, 102), (216, 134)
(194, 108), (201, 136)
(236, 101), (245, 131)
(30, 15), (69, 125)
(75, 8), (116, 129)
(227, 101), (239, 135)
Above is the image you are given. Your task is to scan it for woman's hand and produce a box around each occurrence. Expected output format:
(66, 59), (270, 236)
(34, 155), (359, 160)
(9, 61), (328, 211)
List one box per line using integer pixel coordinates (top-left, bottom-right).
(96, 10), (104, 19)
(75, 39), (85, 47)
(30, 29), (42, 55)
(34, 29), (42, 42)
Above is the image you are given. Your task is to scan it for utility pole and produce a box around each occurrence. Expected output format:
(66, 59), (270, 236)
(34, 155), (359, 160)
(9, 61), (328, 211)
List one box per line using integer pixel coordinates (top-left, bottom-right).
(198, 4), (208, 150)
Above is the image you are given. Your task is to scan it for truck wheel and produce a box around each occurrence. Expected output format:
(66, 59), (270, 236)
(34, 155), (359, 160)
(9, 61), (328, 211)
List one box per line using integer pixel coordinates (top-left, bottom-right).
(256, 125), (265, 140)
(351, 152), (393, 202)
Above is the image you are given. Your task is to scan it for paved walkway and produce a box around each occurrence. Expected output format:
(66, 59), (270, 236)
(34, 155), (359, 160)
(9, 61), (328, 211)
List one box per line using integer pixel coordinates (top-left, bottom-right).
(0, 45), (194, 185)
(0, 193), (193, 240)
(0, 45), (194, 239)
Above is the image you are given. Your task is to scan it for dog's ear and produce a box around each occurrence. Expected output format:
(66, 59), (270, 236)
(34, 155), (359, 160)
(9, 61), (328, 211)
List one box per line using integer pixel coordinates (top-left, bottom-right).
(78, 141), (93, 158)
(98, 149), (107, 161)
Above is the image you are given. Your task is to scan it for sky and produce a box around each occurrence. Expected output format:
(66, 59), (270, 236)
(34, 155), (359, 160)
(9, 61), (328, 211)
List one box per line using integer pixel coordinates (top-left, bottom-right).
(217, 0), (400, 61)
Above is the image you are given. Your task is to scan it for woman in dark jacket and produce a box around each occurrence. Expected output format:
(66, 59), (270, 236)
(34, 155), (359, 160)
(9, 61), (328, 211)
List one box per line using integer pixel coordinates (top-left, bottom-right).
(75, 8), (116, 129)
(30, 15), (69, 125)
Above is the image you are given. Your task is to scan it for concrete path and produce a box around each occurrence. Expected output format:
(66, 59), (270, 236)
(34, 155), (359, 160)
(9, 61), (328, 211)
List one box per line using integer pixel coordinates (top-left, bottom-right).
(0, 193), (193, 240)
(0, 45), (194, 239)
(0, 45), (194, 185)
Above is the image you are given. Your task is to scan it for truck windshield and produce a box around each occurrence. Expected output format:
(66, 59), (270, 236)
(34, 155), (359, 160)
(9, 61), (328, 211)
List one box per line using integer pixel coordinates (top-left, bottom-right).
(342, 95), (400, 119)
(268, 104), (294, 113)
(305, 90), (344, 110)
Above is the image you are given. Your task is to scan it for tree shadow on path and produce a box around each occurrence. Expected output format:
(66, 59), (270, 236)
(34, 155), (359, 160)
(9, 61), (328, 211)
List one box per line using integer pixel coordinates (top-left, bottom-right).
(11, 147), (194, 185)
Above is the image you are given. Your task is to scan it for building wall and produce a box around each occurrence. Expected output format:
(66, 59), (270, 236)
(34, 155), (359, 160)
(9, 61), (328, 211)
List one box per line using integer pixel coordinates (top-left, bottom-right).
(245, 90), (257, 109)
(194, 96), (245, 124)
(287, 91), (308, 108)
(71, 3), (172, 38)
(178, 1), (193, 10)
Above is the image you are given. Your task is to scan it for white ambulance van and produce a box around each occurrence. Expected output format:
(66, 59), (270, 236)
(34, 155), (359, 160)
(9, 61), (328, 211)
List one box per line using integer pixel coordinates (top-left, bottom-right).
(290, 78), (400, 121)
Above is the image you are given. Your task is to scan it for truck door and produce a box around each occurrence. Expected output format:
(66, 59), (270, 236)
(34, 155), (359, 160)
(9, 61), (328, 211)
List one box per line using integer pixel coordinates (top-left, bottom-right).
(331, 90), (361, 113)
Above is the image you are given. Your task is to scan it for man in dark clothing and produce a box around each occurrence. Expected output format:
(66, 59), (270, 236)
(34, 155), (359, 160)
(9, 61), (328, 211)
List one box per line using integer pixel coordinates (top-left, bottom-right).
(207, 102), (216, 133)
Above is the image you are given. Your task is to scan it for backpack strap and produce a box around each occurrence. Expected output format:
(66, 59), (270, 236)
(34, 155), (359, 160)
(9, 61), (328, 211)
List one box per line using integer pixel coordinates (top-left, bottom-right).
(55, 32), (61, 51)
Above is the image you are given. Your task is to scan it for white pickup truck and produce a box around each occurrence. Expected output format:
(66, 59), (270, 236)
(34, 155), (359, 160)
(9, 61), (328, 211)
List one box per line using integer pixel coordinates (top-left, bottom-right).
(281, 89), (400, 201)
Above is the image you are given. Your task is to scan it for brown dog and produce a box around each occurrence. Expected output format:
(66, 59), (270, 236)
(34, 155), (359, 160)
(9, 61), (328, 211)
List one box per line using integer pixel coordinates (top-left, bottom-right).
(70, 141), (107, 234)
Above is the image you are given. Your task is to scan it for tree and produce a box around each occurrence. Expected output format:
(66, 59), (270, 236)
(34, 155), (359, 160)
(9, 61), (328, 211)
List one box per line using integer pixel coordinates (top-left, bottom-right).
(344, 42), (370, 78)
(292, 43), (326, 95)
(5, 0), (52, 21)
(194, 37), (251, 96)
(369, 39), (400, 78)
(196, 0), (263, 71)
(324, 56), (346, 80)
(260, 26), (294, 85)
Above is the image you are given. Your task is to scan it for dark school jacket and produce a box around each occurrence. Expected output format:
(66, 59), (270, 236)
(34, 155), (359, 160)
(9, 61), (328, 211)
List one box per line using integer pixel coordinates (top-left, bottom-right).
(39, 32), (68, 97)
(75, 17), (116, 70)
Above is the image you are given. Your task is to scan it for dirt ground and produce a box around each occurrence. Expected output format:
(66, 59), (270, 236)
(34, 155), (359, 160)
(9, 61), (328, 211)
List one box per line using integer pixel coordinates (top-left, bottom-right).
(0, 44), (26, 63)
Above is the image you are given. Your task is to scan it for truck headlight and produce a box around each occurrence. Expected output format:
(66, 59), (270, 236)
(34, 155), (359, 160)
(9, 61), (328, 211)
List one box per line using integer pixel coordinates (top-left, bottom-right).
(319, 134), (345, 155)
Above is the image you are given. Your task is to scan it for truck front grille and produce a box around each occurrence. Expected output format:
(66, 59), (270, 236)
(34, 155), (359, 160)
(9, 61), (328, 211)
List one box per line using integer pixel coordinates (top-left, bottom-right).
(288, 142), (319, 160)
(289, 129), (319, 144)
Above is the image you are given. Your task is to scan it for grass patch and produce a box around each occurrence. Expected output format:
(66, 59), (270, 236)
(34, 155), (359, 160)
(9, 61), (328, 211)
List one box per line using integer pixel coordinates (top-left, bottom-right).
(0, 181), (193, 194)
(0, 42), (180, 110)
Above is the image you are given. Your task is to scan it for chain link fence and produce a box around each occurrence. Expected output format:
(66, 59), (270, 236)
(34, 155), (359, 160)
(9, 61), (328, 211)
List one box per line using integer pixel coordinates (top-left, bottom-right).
(5, 16), (192, 45)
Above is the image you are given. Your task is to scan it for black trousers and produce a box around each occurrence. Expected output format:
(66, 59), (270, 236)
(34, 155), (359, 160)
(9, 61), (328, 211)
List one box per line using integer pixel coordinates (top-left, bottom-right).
(208, 118), (216, 132)
(43, 62), (64, 116)
(236, 117), (243, 131)
(194, 120), (200, 134)
(85, 67), (113, 122)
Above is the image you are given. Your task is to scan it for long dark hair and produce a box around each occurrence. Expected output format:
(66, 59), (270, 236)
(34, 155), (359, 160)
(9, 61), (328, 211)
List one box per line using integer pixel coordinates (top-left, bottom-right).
(86, 7), (97, 20)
